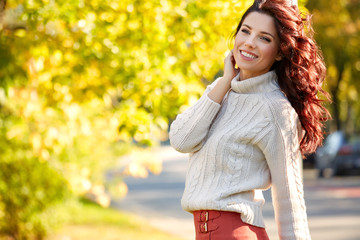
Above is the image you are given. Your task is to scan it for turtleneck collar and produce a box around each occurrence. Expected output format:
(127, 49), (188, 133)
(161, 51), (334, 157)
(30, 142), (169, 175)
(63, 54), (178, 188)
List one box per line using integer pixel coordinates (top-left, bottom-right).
(230, 70), (280, 94)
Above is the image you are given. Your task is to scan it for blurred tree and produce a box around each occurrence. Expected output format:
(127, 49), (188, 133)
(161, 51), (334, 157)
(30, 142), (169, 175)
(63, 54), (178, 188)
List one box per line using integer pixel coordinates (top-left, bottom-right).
(0, 131), (67, 239)
(0, 0), (310, 238)
(307, 0), (360, 133)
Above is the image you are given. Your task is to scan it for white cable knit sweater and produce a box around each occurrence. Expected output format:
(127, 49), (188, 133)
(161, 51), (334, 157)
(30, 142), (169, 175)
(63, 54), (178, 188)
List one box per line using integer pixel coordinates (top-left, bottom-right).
(169, 71), (311, 240)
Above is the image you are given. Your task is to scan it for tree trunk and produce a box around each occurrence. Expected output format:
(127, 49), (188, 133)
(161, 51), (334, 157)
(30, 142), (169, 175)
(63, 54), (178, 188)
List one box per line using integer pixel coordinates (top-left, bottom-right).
(0, 0), (6, 19)
(330, 65), (345, 131)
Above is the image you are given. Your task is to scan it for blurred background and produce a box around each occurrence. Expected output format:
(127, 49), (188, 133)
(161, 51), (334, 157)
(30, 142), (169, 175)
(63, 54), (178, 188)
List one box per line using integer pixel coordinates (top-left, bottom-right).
(0, 0), (359, 239)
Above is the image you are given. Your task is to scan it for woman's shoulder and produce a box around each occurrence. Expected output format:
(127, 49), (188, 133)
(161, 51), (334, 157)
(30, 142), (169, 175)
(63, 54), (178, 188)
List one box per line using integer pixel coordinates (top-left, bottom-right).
(262, 90), (299, 124)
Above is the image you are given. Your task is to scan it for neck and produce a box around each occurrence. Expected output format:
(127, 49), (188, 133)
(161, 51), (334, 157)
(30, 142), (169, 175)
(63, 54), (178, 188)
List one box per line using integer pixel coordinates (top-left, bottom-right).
(231, 70), (279, 94)
(239, 70), (270, 81)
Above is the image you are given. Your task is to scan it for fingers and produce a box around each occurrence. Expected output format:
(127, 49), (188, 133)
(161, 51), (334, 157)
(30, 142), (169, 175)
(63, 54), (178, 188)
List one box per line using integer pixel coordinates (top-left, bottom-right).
(229, 49), (234, 59)
(225, 50), (236, 68)
(223, 49), (239, 80)
(225, 50), (233, 64)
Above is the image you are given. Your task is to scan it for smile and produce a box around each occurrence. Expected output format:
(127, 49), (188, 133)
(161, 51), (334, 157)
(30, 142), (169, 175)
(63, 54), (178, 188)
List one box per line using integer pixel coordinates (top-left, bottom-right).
(240, 50), (258, 59)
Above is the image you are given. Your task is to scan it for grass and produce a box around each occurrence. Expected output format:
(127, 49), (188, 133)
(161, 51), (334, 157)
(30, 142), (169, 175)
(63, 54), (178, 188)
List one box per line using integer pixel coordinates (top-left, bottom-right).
(47, 199), (185, 240)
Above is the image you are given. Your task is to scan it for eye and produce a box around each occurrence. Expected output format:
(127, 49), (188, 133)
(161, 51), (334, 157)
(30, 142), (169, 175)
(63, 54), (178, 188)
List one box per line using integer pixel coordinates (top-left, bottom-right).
(260, 36), (271, 42)
(240, 28), (250, 34)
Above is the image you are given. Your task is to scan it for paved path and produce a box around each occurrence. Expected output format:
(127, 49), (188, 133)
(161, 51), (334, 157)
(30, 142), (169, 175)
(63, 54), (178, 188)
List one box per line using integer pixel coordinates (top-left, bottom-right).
(113, 146), (360, 240)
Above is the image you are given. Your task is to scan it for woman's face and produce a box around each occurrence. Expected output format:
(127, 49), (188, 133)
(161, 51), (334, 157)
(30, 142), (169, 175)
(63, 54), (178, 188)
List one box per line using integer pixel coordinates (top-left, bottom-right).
(233, 11), (282, 80)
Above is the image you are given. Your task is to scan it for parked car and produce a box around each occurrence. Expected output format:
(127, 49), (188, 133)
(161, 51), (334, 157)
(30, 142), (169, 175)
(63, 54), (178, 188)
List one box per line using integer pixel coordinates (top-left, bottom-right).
(315, 131), (360, 177)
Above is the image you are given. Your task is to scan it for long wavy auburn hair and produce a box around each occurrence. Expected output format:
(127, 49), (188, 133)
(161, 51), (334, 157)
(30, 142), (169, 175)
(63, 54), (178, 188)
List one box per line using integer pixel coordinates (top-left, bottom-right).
(233, 0), (331, 154)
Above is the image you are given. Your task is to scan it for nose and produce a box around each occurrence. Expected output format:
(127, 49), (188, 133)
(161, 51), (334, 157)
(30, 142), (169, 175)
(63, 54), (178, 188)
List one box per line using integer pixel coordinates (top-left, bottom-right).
(244, 36), (255, 48)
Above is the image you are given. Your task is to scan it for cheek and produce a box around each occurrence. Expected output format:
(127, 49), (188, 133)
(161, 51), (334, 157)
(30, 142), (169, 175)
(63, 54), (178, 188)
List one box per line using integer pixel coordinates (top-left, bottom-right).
(234, 34), (244, 46)
(262, 45), (279, 61)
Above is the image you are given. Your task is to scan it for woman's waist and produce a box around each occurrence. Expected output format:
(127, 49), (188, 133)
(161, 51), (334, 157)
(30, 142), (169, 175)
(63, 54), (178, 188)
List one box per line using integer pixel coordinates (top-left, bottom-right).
(183, 198), (266, 228)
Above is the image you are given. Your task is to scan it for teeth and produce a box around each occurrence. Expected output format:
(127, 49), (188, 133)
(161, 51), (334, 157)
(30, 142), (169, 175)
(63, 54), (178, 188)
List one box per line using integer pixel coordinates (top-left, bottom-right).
(241, 51), (257, 59)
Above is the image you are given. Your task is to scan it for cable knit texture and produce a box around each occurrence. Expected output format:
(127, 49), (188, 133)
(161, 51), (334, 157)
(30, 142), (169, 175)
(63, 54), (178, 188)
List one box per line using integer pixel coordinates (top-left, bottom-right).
(169, 71), (311, 240)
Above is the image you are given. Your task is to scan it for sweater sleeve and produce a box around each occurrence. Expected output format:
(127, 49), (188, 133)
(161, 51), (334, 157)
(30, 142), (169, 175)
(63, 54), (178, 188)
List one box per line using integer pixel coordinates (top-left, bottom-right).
(169, 79), (222, 153)
(258, 97), (311, 240)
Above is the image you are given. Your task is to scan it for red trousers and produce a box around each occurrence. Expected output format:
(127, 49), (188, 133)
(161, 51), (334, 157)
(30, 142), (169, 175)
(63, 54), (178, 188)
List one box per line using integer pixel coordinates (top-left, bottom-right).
(193, 210), (270, 240)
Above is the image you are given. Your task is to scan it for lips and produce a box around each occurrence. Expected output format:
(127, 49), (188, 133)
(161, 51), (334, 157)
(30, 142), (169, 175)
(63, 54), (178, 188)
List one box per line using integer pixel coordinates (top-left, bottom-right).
(240, 50), (258, 59)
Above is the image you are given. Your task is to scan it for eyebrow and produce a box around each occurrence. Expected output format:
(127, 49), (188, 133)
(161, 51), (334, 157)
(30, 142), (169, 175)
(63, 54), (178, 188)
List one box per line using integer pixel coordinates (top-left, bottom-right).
(242, 24), (275, 38)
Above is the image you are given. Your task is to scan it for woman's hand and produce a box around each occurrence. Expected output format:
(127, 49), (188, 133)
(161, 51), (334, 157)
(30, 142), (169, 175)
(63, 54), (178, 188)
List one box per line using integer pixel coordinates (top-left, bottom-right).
(208, 50), (239, 104)
(223, 49), (240, 81)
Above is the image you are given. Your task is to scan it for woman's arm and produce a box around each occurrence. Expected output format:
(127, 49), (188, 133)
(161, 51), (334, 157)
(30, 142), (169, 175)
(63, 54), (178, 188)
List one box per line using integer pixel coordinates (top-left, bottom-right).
(168, 81), (221, 153)
(208, 49), (239, 103)
(169, 50), (239, 153)
(258, 98), (311, 240)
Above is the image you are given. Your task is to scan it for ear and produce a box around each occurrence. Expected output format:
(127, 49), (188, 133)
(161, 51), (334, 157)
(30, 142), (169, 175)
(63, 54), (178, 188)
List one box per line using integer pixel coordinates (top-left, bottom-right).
(275, 52), (283, 61)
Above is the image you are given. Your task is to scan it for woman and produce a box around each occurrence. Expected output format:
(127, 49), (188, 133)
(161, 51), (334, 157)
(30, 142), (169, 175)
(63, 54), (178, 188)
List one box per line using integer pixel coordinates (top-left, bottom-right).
(169, 0), (330, 239)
